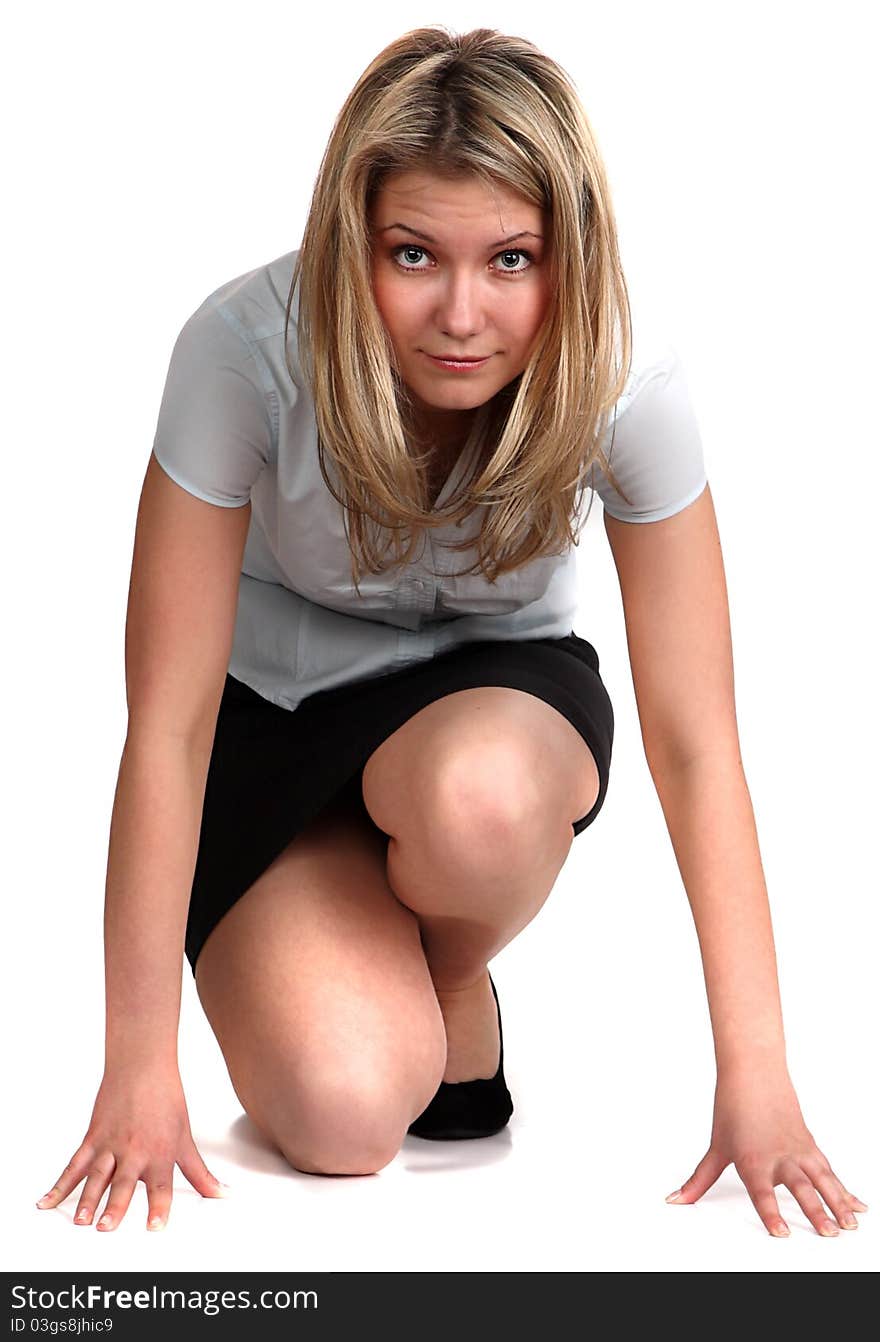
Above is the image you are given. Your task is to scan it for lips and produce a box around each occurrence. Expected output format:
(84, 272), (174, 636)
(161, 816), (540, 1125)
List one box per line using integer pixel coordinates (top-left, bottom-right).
(424, 353), (492, 373)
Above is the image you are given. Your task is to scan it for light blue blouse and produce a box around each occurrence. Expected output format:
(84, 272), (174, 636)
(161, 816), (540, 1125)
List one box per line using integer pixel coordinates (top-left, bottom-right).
(150, 249), (708, 711)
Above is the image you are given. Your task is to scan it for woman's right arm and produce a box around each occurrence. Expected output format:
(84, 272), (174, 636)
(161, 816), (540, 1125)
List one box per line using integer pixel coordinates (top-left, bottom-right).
(36, 452), (253, 1231)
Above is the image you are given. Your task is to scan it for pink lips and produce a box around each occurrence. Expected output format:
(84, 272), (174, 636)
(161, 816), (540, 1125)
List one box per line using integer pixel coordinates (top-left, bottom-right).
(424, 353), (491, 371)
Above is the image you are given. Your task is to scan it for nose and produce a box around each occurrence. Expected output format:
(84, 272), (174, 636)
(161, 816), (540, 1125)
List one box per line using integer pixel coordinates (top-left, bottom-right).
(434, 271), (487, 341)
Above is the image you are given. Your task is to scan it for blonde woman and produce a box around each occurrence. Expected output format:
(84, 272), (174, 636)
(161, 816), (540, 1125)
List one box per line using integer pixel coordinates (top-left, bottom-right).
(37, 26), (865, 1238)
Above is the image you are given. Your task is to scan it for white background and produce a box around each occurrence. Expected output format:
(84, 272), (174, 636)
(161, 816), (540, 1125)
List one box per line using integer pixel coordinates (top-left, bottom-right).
(5, 0), (877, 1275)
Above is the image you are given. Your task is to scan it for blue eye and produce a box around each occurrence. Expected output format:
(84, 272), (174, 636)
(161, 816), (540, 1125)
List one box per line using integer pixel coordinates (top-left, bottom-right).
(391, 244), (534, 277)
(495, 249), (533, 273)
(393, 245), (431, 270)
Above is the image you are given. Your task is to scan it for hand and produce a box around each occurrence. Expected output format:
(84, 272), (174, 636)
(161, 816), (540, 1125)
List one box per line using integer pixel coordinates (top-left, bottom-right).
(35, 1061), (228, 1231)
(665, 1068), (868, 1237)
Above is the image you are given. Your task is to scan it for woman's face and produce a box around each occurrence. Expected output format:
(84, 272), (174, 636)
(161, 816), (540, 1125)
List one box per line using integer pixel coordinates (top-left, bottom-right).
(369, 169), (552, 446)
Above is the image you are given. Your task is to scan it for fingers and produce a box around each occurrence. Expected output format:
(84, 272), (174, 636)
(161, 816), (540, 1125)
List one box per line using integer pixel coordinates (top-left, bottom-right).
(747, 1180), (791, 1237)
(802, 1158), (865, 1230)
(177, 1140), (229, 1200)
(740, 1156), (868, 1238)
(811, 1171), (859, 1230)
(72, 1158), (175, 1231)
(144, 1170), (175, 1231)
(665, 1147), (728, 1204)
(36, 1146), (95, 1211)
(37, 1137), (229, 1232)
(813, 1162), (868, 1213)
(94, 1164), (144, 1232)
(39, 1147), (143, 1231)
(73, 1151), (117, 1227)
(779, 1160), (843, 1236)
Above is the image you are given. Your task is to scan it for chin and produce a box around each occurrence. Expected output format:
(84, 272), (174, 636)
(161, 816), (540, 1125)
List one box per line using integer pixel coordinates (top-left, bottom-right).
(426, 395), (488, 414)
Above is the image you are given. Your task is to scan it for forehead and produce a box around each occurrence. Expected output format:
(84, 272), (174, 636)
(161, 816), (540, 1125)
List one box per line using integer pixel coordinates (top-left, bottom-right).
(371, 170), (542, 227)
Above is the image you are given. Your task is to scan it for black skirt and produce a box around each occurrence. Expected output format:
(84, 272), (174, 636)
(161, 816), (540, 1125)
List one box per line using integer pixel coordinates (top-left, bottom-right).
(186, 632), (614, 975)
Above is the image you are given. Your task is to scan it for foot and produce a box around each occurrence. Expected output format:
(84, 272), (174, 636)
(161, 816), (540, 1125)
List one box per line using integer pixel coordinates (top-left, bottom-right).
(434, 970), (500, 1083)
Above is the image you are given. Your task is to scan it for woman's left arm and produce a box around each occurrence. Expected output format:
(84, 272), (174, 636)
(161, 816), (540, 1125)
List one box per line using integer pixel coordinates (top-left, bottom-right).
(603, 484), (867, 1237)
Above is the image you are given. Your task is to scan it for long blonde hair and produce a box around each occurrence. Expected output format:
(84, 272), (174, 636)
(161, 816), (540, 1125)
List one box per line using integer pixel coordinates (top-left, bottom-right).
(285, 24), (633, 590)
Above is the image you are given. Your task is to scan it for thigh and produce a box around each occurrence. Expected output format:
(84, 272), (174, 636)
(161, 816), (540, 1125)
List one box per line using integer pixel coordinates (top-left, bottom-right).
(361, 685), (601, 836)
(193, 785), (448, 1149)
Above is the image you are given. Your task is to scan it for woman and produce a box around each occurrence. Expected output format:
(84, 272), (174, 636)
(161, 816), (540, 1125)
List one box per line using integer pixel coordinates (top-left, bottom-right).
(36, 26), (865, 1238)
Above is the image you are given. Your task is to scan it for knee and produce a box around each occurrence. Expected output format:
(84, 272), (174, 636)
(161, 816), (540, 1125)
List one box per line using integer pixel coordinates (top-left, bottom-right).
(268, 1071), (419, 1177)
(411, 748), (550, 864)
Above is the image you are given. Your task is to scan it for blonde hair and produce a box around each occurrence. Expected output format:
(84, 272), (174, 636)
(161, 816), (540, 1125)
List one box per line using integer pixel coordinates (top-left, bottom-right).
(285, 24), (633, 590)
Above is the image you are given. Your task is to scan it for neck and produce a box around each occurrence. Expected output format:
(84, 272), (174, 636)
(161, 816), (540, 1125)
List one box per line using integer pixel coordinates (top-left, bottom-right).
(411, 406), (476, 453)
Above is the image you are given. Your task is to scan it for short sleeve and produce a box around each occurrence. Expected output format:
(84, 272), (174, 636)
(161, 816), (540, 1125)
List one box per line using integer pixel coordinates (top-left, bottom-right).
(592, 343), (708, 523)
(151, 299), (273, 507)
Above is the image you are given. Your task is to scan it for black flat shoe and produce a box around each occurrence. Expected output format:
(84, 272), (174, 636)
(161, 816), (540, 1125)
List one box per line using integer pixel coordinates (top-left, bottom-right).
(407, 970), (514, 1140)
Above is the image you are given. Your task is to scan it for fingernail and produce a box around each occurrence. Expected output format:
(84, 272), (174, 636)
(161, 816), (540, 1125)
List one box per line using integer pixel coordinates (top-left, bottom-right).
(771, 1222), (790, 1237)
(36, 1194), (54, 1207)
(841, 1214), (858, 1229)
(75, 1210), (90, 1223)
(215, 1182), (232, 1196)
(819, 1222), (839, 1236)
(852, 1199), (869, 1211)
(665, 1189), (683, 1203)
(97, 1215), (113, 1230)
(148, 1216), (165, 1231)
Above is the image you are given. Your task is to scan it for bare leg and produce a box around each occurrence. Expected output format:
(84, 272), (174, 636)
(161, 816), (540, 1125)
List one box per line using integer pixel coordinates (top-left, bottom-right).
(361, 687), (600, 1080)
(194, 788), (447, 1174)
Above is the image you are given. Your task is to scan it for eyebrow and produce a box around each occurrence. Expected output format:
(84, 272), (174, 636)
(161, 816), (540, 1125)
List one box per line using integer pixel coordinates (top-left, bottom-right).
(377, 222), (543, 249)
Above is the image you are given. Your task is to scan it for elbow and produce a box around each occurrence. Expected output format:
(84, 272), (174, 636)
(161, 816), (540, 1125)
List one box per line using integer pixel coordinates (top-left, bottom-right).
(643, 725), (744, 780)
